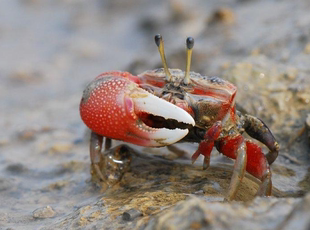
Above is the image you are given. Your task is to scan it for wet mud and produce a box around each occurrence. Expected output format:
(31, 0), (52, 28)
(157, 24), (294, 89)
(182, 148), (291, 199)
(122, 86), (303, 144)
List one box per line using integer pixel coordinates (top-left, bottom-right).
(0, 0), (310, 229)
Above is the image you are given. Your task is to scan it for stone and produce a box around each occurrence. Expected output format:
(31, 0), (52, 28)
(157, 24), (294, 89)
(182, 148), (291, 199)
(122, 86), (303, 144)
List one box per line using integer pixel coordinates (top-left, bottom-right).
(33, 206), (56, 219)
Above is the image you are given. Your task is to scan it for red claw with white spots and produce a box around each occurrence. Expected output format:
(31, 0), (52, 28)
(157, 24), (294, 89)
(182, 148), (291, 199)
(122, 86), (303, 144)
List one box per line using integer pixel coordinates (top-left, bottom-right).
(80, 71), (195, 147)
(80, 35), (279, 200)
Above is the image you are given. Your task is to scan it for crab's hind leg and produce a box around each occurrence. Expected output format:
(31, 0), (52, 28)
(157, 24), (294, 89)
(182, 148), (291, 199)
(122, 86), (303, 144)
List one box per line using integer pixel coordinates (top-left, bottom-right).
(244, 141), (272, 197)
(243, 114), (279, 165)
(90, 131), (111, 182)
(215, 135), (247, 200)
(216, 135), (272, 200)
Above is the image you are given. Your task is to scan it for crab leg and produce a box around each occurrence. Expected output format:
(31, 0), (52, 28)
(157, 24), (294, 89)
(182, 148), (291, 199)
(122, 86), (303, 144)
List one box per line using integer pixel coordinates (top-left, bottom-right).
(243, 114), (279, 165)
(102, 145), (132, 185)
(191, 121), (222, 169)
(80, 72), (195, 147)
(90, 132), (133, 185)
(90, 131), (105, 181)
(245, 141), (272, 196)
(216, 135), (272, 200)
(227, 140), (247, 201)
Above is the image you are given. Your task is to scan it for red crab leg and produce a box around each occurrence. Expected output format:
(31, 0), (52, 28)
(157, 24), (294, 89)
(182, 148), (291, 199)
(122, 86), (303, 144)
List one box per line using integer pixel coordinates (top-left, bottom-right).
(80, 71), (195, 147)
(243, 114), (279, 165)
(191, 121), (222, 169)
(216, 135), (271, 200)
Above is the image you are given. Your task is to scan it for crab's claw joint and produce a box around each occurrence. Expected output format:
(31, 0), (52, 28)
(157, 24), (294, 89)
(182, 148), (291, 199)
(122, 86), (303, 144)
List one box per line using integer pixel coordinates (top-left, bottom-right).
(80, 72), (195, 147)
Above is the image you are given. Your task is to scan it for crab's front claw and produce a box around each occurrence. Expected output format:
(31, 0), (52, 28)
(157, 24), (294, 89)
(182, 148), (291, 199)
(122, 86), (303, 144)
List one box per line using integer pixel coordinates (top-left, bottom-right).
(80, 72), (195, 147)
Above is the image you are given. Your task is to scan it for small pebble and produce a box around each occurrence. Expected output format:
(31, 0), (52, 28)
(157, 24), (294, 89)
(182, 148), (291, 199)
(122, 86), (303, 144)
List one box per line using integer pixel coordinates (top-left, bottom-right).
(296, 92), (310, 104)
(49, 143), (73, 154)
(209, 8), (235, 25)
(47, 180), (69, 190)
(284, 67), (298, 80)
(40, 126), (52, 132)
(17, 129), (37, 141)
(10, 69), (42, 84)
(6, 163), (28, 174)
(170, 0), (192, 22)
(122, 209), (142, 221)
(33, 206), (56, 219)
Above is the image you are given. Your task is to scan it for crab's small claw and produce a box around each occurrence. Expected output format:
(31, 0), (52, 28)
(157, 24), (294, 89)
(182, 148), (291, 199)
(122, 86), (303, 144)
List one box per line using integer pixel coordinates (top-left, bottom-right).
(80, 72), (195, 147)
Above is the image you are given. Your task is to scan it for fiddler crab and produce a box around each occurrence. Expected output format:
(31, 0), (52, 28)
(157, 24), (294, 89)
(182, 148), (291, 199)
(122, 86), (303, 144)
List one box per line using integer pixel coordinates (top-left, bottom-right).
(80, 34), (279, 200)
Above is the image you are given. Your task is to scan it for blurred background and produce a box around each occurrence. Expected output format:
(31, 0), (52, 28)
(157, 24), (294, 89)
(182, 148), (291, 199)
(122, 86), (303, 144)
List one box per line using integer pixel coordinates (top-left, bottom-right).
(0, 0), (310, 229)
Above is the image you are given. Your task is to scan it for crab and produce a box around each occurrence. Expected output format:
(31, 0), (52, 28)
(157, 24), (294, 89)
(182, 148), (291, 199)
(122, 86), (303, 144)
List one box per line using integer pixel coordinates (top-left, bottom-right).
(80, 34), (279, 200)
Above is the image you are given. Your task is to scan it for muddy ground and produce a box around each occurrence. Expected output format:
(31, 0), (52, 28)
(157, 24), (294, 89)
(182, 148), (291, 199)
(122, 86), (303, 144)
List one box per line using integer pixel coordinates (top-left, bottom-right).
(0, 0), (310, 229)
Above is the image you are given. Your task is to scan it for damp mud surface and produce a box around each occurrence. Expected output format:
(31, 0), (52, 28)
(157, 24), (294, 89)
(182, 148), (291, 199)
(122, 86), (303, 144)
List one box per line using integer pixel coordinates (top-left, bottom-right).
(0, 0), (310, 229)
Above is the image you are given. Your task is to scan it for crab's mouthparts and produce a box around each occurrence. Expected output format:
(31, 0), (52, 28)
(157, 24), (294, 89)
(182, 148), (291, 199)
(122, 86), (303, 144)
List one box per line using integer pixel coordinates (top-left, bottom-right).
(138, 112), (193, 130)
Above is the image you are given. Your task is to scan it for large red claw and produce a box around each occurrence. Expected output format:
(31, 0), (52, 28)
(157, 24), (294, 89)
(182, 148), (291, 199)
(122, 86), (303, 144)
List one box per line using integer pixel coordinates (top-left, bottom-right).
(80, 72), (195, 147)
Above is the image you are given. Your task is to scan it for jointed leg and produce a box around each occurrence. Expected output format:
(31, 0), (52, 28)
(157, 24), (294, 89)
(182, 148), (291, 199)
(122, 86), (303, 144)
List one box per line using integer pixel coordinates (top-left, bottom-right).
(226, 141), (247, 201)
(243, 114), (279, 165)
(192, 121), (222, 170)
(90, 131), (111, 182)
(90, 132), (132, 185)
(216, 135), (272, 200)
(105, 137), (112, 151)
(216, 135), (247, 200)
(103, 145), (132, 185)
(167, 145), (188, 160)
(245, 141), (272, 196)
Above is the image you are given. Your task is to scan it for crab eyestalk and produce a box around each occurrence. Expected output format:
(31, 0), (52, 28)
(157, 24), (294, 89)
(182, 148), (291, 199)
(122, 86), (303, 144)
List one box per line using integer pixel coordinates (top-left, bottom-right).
(154, 34), (172, 82)
(184, 37), (194, 85)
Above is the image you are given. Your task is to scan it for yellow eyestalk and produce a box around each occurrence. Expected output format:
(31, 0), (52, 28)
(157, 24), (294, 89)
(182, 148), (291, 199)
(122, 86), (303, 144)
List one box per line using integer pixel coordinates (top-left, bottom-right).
(184, 37), (194, 85)
(154, 34), (172, 81)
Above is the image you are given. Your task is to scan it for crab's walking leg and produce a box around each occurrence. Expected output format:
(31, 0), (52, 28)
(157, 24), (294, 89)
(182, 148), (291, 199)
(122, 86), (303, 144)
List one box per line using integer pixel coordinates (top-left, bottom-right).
(243, 114), (279, 165)
(192, 121), (222, 170)
(90, 131), (105, 181)
(90, 132), (115, 182)
(216, 135), (247, 200)
(227, 141), (247, 201)
(105, 137), (112, 151)
(216, 135), (272, 200)
(245, 141), (272, 196)
(167, 145), (188, 159)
